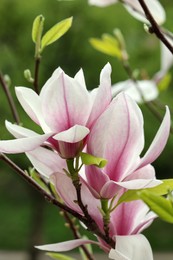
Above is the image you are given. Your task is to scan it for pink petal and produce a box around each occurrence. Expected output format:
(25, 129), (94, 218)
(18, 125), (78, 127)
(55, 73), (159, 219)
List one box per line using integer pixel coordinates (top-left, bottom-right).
(87, 93), (144, 181)
(87, 63), (112, 128)
(53, 125), (90, 143)
(109, 234), (153, 260)
(138, 106), (170, 169)
(74, 68), (87, 88)
(26, 147), (66, 178)
(0, 133), (52, 154)
(110, 200), (152, 235)
(36, 239), (100, 252)
(40, 71), (91, 132)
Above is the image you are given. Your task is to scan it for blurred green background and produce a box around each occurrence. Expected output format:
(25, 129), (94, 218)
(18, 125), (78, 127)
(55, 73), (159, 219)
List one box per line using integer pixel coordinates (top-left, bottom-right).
(0, 0), (173, 258)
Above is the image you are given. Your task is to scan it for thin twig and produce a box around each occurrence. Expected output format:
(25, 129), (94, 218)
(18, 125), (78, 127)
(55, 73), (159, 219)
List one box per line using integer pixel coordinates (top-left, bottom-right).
(33, 57), (41, 94)
(62, 211), (95, 260)
(137, 0), (173, 54)
(0, 71), (20, 124)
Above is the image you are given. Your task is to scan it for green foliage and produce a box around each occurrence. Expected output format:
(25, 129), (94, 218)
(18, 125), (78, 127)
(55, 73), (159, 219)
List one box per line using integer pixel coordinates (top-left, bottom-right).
(41, 17), (73, 52)
(158, 73), (172, 91)
(139, 190), (173, 224)
(46, 252), (76, 260)
(117, 179), (173, 206)
(80, 152), (107, 168)
(89, 33), (122, 59)
(32, 14), (45, 44)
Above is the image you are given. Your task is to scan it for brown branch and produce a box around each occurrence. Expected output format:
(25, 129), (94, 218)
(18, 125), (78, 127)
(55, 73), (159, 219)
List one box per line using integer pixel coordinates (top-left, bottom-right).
(62, 211), (95, 260)
(137, 0), (173, 54)
(0, 71), (20, 124)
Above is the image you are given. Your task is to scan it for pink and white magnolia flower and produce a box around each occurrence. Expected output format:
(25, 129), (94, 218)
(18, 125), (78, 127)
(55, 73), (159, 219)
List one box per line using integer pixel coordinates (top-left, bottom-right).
(84, 92), (170, 199)
(0, 64), (112, 159)
(89, 0), (166, 25)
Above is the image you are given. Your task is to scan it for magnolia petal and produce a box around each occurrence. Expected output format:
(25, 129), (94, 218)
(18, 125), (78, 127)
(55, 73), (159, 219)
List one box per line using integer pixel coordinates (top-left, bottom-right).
(5, 120), (39, 138)
(123, 0), (165, 25)
(40, 71), (91, 132)
(87, 63), (112, 128)
(53, 125), (90, 143)
(160, 40), (173, 73)
(26, 147), (65, 178)
(100, 178), (161, 199)
(109, 234), (153, 260)
(139, 106), (170, 169)
(0, 133), (52, 154)
(88, 0), (117, 7)
(87, 92), (144, 181)
(74, 68), (87, 88)
(15, 87), (50, 133)
(36, 239), (99, 252)
(112, 80), (159, 103)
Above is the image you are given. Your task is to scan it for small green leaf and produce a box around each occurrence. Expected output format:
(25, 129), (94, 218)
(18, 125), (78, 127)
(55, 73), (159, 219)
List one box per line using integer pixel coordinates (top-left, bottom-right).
(80, 152), (107, 168)
(117, 179), (173, 206)
(158, 73), (171, 91)
(89, 33), (122, 59)
(46, 252), (76, 260)
(29, 168), (50, 193)
(32, 14), (45, 44)
(41, 17), (73, 51)
(139, 190), (173, 224)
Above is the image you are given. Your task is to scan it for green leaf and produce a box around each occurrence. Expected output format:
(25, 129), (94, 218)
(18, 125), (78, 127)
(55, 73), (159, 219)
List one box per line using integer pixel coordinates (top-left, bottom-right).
(158, 73), (171, 91)
(46, 252), (76, 260)
(80, 152), (107, 168)
(29, 168), (50, 193)
(89, 33), (122, 59)
(139, 190), (173, 224)
(41, 17), (73, 51)
(117, 179), (173, 206)
(32, 14), (45, 43)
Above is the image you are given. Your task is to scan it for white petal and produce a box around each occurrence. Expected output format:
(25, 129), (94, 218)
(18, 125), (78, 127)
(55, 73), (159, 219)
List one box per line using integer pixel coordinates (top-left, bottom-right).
(36, 239), (99, 252)
(88, 0), (117, 7)
(53, 125), (90, 143)
(112, 80), (158, 103)
(0, 133), (52, 154)
(124, 0), (165, 25)
(109, 234), (153, 260)
(5, 121), (39, 138)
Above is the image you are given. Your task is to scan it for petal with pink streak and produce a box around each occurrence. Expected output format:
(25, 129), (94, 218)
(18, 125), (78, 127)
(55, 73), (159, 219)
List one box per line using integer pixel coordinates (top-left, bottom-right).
(87, 93), (144, 182)
(36, 239), (101, 252)
(26, 147), (66, 178)
(109, 234), (153, 260)
(0, 133), (52, 154)
(138, 106), (170, 169)
(87, 63), (112, 128)
(53, 125), (90, 143)
(110, 200), (152, 235)
(85, 165), (110, 198)
(51, 172), (81, 213)
(40, 71), (91, 132)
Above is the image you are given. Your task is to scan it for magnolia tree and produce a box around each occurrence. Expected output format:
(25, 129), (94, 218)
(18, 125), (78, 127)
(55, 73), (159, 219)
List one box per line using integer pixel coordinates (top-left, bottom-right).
(0, 0), (173, 260)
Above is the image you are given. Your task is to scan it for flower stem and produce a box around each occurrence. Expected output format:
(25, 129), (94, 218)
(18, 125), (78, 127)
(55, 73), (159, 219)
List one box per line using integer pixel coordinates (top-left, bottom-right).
(101, 199), (111, 241)
(0, 71), (20, 124)
(33, 57), (41, 94)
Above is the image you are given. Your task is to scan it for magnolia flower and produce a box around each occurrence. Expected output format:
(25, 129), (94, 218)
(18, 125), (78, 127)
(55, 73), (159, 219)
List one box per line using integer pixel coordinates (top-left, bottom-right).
(84, 92), (170, 199)
(89, 0), (166, 25)
(0, 64), (112, 159)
